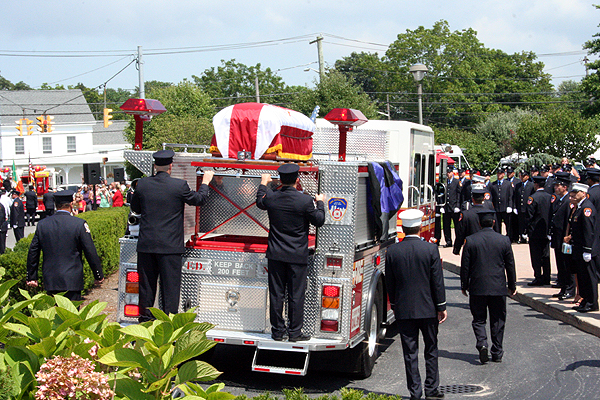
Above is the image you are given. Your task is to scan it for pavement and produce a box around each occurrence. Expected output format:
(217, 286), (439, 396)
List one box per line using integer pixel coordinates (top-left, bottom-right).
(439, 238), (600, 339)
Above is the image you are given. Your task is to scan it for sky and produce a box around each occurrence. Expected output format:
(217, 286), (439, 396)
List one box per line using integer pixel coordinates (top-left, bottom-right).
(0, 0), (596, 96)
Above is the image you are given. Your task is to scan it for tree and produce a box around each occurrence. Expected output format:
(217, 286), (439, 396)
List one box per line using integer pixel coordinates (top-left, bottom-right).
(555, 80), (588, 112)
(582, 6), (600, 116)
(513, 108), (600, 161)
(123, 81), (215, 152)
(287, 70), (378, 119)
(0, 75), (31, 90)
(193, 60), (288, 109)
(434, 125), (497, 169)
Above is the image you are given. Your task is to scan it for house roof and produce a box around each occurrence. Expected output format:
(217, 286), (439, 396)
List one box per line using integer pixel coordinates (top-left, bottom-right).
(0, 89), (95, 125)
(93, 120), (129, 145)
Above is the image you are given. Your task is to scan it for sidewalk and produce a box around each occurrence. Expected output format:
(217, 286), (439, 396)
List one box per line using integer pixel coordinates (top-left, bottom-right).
(439, 241), (600, 338)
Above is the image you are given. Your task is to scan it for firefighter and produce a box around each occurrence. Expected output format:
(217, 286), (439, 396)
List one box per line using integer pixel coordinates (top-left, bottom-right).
(514, 170), (534, 244)
(24, 185), (37, 226)
(257, 164), (325, 342)
(10, 190), (25, 243)
(130, 150), (214, 322)
(489, 167), (513, 236)
(460, 209), (516, 364)
(385, 209), (446, 400)
(26, 190), (104, 301)
(442, 166), (460, 248)
(526, 175), (552, 286)
(453, 184), (491, 255)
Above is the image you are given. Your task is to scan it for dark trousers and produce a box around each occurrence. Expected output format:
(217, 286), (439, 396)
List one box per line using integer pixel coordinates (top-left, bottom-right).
(442, 211), (458, 244)
(554, 248), (574, 292)
(494, 211), (510, 236)
(268, 259), (308, 338)
(529, 239), (551, 282)
(576, 256), (599, 309)
(434, 211), (442, 244)
(469, 295), (507, 359)
(47, 290), (82, 301)
(0, 230), (6, 254)
(509, 212), (519, 242)
(137, 252), (183, 323)
(397, 318), (440, 399)
(13, 226), (24, 243)
(517, 211), (527, 238)
(26, 210), (36, 226)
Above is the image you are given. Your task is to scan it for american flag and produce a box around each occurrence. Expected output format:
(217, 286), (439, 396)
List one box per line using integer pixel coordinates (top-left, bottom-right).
(28, 155), (34, 183)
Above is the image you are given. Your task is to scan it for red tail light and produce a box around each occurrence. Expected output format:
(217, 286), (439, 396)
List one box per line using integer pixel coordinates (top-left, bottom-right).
(323, 285), (340, 297)
(320, 320), (339, 331)
(124, 304), (139, 317)
(126, 271), (139, 283)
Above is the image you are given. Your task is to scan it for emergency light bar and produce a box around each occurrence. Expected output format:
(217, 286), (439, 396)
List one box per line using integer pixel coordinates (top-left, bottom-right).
(323, 108), (368, 162)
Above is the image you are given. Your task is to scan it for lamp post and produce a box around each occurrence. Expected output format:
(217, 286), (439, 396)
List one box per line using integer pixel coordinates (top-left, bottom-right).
(409, 63), (428, 125)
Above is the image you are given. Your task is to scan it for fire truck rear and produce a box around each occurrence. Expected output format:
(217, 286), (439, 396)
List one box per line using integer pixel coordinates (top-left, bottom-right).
(117, 109), (436, 377)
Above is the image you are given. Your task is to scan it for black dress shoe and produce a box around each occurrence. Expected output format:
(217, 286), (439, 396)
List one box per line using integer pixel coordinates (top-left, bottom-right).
(527, 279), (545, 287)
(559, 292), (575, 301)
(288, 334), (311, 342)
(578, 304), (599, 313)
(271, 335), (286, 342)
(551, 283), (562, 288)
(552, 290), (566, 298)
(491, 355), (502, 363)
(572, 302), (588, 311)
(479, 346), (489, 364)
(444, 242), (453, 248)
(425, 390), (445, 399)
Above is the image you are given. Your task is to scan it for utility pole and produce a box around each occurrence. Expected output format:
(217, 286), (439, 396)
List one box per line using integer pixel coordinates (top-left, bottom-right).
(138, 46), (145, 99)
(310, 35), (325, 82)
(255, 76), (260, 103)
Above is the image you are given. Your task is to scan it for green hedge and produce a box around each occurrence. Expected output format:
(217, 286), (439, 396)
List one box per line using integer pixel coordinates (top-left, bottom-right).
(0, 207), (129, 299)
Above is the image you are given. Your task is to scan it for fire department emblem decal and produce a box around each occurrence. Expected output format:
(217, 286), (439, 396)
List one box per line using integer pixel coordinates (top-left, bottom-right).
(328, 197), (348, 221)
(584, 208), (592, 217)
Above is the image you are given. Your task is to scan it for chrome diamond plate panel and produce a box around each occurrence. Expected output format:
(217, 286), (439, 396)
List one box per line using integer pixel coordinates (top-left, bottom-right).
(313, 127), (387, 161)
(124, 150), (153, 176)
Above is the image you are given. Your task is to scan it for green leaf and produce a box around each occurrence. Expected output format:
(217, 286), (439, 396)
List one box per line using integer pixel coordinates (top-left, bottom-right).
(146, 368), (178, 392)
(53, 294), (79, 314)
(112, 373), (154, 400)
(79, 300), (107, 319)
(119, 324), (153, 343)
(152, 320), (174, 347)
(100, 323), (123, 347)
(28, 317), (52, 340)
(98, 348), (151, 370)
(172, 311), (198, 329)
(0, 300), (37, 325)
(79, 313), (107, 332)
(207, 391), (236, 400)
(149, 307), (170, 321)
(206, 382), (226, 394)
(74, 329), (102, 342)
(28, 336), (57, 358)
(0, 279), (18, 304)
(176, 360), (221, 382)
(3, 322), (32, 338)
(176, 381), (207, 397)
(53, 317), (80, 337)
(54, 306), (79, 323)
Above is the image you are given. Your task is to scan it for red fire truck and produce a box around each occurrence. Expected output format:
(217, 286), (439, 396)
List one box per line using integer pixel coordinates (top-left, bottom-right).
(117, 106), (437, 378)
(18, 166), (56, 214)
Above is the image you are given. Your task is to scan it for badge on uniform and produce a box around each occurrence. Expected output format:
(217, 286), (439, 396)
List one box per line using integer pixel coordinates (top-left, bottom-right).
(84, 222), (91, 233)
(485, 193), (490, 200)
(527, 197), (533, 205)
(584, 208), (592, 217)
(551, 196), (556, 203)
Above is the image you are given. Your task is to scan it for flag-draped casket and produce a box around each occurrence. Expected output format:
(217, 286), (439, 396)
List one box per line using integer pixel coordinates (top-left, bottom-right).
(210, 103), (315, 160)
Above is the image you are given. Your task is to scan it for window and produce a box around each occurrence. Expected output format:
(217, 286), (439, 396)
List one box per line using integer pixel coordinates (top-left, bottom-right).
(15, 138), (24, 155)
(43, 137), (52, 154)
(67, 136), (76, 153)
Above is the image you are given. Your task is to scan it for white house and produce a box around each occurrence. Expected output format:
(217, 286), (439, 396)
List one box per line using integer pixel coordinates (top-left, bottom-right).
(0, 90), (130, 186)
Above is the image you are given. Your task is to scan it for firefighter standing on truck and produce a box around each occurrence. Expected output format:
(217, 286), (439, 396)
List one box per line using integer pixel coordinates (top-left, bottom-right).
(130, 150), (214, 322)
(256, 163), (325, 342)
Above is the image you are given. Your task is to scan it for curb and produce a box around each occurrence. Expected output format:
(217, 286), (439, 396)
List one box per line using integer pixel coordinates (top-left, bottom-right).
(442, 261), (600, 339)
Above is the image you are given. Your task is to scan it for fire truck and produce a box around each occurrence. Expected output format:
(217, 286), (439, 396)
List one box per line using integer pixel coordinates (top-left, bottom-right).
(117, 106), (437, 378)
(17, 166), (57, 214)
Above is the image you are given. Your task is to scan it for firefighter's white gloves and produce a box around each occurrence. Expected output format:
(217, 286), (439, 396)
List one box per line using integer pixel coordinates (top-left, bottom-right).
(454, 207), (460, 213)
(514, 208), (518, 215)
(202, 170), (215, 185)
(260, 174), (273, 186)
(547, 235), (552, 241)
(315, 194), (325, 202)
(506, 207), (513, 214)
(440, 208), (445, 214)
(584, 252), (592, 263)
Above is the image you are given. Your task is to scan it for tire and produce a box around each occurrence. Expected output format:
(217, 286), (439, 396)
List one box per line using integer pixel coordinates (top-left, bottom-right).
(349, 290), (382, 379)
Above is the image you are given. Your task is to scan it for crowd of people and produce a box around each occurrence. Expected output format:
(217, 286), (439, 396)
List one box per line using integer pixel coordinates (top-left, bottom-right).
(441, 157), (600, 314)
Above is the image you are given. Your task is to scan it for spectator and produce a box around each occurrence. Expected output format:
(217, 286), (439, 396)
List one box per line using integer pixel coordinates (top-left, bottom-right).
(112, 182), (124, 207)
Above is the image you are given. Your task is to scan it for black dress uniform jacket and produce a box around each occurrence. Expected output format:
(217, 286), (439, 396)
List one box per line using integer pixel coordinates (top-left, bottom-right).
(570, 198), (599, 257)
(526, 189), (552, 240)
(256, 184), (325, 264)
(131, 171), (210, 254)
(385, 236), (446, 320)
(25, 190), (37, 212)
(514, 180), (535, 214)
(453, 204), (488, 254)
(10, 198), (25, 228)
(27, 211), (103, 291)
(445, 178), (460, 212)
(490, 179), (514, 212)
(461, 228), (516, 295)
(43, 192), (54, 212)
(549, 193), (570, 249)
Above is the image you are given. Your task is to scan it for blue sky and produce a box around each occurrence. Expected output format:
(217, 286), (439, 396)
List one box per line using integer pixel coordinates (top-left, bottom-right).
(0, 0), (595, 92)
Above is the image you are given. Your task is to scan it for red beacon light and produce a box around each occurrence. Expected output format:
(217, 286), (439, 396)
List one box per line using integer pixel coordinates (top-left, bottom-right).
(120, 98), (167, 151)
(323, 108), (368, 162)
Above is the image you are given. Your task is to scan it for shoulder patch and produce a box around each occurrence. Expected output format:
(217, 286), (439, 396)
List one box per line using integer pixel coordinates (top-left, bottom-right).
(527, 196), (533, 205)
(484, 193), (491, 200)
(84, 222), (91, 234)
(459, 213), (463, 221)
(550, 195), (556, 203)
(570, 203), (575, 209)
(584, 208), (592, 217)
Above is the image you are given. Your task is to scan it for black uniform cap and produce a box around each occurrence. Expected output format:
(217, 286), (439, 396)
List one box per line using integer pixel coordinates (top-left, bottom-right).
(54, 190), (75, 204)
(585, 168), (600, 178)
(476, 209), (496, 223)
(532, 175), (547, 184)
(497, 166), (506, 174)
(506, 166), (514, 173)
(471, 185), (488, 195)
(277, 163), (299, 183)
(153, 149), (175, 166)
(540, 165), (549, 173)
(530, 165), (539, 173)
(10, 190), (19, 196)
(482, 170), (491, 177)
(446, 166), (455, 173)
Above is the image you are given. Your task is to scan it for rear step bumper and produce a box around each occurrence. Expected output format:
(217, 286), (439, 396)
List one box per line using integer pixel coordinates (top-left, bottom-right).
(206, 329), (349, 351)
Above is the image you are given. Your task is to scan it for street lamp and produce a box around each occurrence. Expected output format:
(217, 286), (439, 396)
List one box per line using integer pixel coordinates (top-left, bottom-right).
(409, 63), (428, 125)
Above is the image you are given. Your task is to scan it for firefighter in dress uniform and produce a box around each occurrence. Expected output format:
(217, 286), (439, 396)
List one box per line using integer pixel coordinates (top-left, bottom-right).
(26, 190), (104, 301)
(24, 185), (37, 226)
(549, 172), (576, 300)
(461, 209), (516, 364)
(514, 170), (535, 244)
(442, 166), (460, 248)
(453, 184), (493, 255)
(130, 150), (214, 322)
(385, 209), (446, 400)
(566, 183), (600, 313)
(489, 167), (514, 236)
(10, 190), (25, 243)
(256, 164), (325, 342)
(526, 175), (552, 286)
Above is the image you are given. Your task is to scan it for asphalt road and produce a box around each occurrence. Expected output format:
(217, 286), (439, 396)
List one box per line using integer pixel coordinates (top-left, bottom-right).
(204, 271), (600, 400)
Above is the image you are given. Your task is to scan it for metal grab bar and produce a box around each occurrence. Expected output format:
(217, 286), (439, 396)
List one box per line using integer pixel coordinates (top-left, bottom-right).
(407, 185), (421, 207)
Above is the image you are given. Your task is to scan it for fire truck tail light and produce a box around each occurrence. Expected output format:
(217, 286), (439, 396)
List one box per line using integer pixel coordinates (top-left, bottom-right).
(323, 285), (340, 297)
(123, 304), (139, 317)
(321, 320), (339, 332)
(321, 309), (339, 320)
(375, 255), (381, 266)
(322, 297), (340, 309)
(126, 270), (139, 283)
(125, 282), (139, 294)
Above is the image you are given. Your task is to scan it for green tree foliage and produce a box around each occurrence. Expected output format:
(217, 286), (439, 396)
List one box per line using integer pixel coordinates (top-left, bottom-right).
(513, 108), (600, 161)
(0, 76), (31, 91)
(474, 108), (535, 162)
(124, 81), (216, 151)
(582, 6), (600, 116)
(556, 80), (588, 112)
(193, 59), (288, 108)
(434, 125), (496, 169)
(288, 70), (378, 119)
